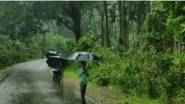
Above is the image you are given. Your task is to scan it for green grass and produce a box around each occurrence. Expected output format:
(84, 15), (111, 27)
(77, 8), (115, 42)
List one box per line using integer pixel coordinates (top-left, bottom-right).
(64, 63), (79, 79)
(117, 96), (163, 104)
(63, 64), (164, 104)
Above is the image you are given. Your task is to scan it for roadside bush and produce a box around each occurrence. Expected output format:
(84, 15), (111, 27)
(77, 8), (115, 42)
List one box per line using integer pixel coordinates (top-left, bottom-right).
(90, 47), (121, 86)
(166, 53), (185, 104)
(75, 33), (97, 51)
(89, 46), (185, 102)
(0, 35), (39, 68)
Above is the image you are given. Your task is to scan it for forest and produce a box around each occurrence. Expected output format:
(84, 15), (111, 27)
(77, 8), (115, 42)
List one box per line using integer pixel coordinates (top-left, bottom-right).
(0, 1), (185, 104)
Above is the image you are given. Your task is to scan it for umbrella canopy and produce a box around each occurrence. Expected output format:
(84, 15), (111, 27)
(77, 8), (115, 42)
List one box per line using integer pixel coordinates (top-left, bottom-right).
(46, 55), (68, 69)
(45, 51), (58, 58)
(49, 55), (67, 62)
(68, 52), (99, 61)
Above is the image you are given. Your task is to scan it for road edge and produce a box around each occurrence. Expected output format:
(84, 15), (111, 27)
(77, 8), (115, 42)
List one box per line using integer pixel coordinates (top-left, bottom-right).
(0, 70), (8, 82)
(0, 59), (45, 82)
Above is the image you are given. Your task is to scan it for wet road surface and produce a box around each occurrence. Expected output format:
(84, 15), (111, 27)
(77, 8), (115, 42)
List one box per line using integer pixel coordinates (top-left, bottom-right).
(0, 60), (86, 104)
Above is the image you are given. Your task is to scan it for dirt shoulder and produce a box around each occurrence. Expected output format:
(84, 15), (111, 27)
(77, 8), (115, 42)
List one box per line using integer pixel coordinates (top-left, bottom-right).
(63, 77), (119, 104)
(0, 70), (8, 81)
(63, 71), (162, 104)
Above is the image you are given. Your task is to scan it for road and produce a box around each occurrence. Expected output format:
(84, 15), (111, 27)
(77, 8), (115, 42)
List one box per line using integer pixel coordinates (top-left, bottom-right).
(0, 60), (86, 104)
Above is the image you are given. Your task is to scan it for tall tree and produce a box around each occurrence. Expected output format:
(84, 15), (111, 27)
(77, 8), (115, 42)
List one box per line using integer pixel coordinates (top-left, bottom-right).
(100, 6), (105, 47)
(118, 1), (124, 46)
(119, 1), (129, 49)
(136, 1), (150, 34)
(125, 2), (130, 49)
(104, 1), (110, 47)
(136, 2), (145, 34)
(59, 2), (82, 43)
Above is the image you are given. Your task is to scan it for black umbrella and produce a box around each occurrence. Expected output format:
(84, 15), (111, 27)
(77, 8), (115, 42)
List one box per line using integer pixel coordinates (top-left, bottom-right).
(46, 55), (68, 69)
(45, 51), (58, 58)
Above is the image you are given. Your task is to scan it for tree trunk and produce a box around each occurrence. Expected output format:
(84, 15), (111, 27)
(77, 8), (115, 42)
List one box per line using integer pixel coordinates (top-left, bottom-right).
(118, 1), (124, 46)
(123, 2), (129, 49)
(90, 8), (97, 36)
(101, 9), (105, 47)
(104, 1), (110, 47)
(42, 33), (46, 58)
(71, 3), (81, 43)
(89, 9), (93, 29)
(62, 2), (81, 43)
(136, 2), (145, 34)
(73, 17), (81, 43)
(119, 1), (129, 50)
(126, 2), (130, 49)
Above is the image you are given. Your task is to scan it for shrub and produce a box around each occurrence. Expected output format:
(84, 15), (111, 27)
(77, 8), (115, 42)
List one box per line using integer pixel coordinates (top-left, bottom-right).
(76, 32), (97, 51)
(89, 46), (185, 101)
(166, 53), (185, 103)
(90, 47), (121, 86)
(0, 37), (39, 68)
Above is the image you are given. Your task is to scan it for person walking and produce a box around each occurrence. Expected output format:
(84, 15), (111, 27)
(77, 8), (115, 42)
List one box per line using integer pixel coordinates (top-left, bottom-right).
(78, 61), (89, 104)
(68, 52), (100, 104)
(53, 61), (62, 87)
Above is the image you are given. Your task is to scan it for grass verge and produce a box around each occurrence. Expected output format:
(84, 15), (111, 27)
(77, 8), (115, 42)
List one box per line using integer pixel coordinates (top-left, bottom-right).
(63, 64), (163, 104)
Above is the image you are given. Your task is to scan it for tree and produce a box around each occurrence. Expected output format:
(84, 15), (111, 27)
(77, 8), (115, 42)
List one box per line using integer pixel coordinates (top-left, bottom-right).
(118, 1), (124, 46)
(100, 5), (105, 47)
(136, 2), (145, 34)
(118, 1), (129, 50)
(57, 2), (82, 43)
(104, 1), (110, 47)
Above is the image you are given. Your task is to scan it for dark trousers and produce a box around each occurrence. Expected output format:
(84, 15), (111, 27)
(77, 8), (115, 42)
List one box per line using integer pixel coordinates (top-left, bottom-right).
(53, 71), (61, 86)
(80, 84), (87, 104)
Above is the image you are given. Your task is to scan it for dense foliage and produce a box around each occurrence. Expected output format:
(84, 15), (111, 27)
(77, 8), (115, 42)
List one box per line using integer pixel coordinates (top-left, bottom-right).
(73, 2), (185, 103)
(86, 40), (185, 104)
(0, 1), (184, 104)
(0, 34), (38, 68)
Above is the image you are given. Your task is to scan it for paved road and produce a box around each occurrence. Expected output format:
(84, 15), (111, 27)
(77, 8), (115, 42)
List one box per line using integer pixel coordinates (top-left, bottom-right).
(0, 60), (84, 104)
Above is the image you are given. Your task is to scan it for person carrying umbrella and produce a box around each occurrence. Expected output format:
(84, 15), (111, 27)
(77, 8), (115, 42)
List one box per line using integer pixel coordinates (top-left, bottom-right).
(53, 60), (62, 87)
(68, 52), (100, 104)
(78, 61), (89, 104)
(46, 52), (67, 89)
